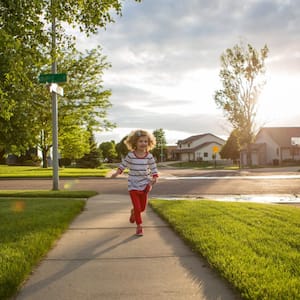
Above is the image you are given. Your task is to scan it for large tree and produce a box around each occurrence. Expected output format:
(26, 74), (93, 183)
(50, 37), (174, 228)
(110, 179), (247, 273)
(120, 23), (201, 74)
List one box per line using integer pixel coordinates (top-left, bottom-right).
(0, 0), (141, 161)
(0, 1), (48, 155)
(214, 43), (269, 165)
(18, 46), (114, 168)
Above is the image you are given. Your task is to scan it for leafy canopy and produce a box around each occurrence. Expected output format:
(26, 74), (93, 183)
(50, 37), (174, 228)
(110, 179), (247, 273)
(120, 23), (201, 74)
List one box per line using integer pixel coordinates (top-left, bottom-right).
(214, 42), (269, 147)
(0, 0), (141, 160)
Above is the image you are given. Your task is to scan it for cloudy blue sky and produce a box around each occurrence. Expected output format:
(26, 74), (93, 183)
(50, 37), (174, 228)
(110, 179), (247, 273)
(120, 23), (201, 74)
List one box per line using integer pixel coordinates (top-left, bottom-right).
(75, 0), (300, 144)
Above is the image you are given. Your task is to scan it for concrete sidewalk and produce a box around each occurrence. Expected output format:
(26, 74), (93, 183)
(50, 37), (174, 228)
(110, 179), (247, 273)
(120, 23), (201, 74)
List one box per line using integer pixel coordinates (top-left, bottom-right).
(16, 194), (240, 300)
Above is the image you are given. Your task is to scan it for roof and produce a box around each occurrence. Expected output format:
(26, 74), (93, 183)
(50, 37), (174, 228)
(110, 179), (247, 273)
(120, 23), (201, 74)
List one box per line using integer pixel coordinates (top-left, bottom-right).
(256, 127), (300, 147)
(177, 133), (225, 144)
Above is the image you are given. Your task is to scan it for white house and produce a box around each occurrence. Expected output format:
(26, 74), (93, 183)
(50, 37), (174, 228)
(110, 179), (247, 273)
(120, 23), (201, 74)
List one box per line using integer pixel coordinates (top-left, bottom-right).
(174, 133), (225, 162)
(240, 127), (300, 166)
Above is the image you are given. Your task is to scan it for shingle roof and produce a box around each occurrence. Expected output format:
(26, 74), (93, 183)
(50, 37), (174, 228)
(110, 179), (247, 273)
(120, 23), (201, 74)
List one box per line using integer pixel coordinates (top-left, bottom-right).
(177, 134), (207, 144)
(257, 127), (300, 147)
(177, 133), (225, 144)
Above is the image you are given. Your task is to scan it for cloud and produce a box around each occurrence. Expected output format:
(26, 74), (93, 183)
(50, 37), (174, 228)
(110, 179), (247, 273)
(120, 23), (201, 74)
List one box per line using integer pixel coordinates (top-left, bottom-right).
(73, 0), (300, 144)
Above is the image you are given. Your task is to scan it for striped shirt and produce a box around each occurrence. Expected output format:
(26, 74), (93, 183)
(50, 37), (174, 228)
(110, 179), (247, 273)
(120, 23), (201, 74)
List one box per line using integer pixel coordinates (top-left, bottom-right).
(118, 151), (158, 191)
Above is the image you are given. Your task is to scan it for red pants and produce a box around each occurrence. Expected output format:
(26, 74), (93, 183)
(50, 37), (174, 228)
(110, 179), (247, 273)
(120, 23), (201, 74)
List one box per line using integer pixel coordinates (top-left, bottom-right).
(129, 189), (149, 225)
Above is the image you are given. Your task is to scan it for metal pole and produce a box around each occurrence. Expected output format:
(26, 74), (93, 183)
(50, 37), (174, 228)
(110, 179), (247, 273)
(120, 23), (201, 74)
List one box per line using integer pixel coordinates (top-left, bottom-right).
(51, 1), (59, 190)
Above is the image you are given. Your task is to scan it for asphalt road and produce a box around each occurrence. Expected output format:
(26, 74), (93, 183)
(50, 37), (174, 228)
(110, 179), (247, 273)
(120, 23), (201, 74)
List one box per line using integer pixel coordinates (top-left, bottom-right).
(1, 167), (300, 196)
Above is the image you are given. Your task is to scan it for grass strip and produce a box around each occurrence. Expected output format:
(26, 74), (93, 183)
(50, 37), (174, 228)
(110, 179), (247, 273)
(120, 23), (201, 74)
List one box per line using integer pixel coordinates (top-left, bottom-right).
(150, 199), (300, 300)
(0, 193), (89, 299)
(0, 190), (97, 198)
(0, 165), (110, 178)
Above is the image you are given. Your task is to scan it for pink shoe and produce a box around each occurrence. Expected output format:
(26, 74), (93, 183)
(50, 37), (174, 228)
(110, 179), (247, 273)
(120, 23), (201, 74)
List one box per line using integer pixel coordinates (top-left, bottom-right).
(136, 226), (143, 236)
(129, 209), (135, 223)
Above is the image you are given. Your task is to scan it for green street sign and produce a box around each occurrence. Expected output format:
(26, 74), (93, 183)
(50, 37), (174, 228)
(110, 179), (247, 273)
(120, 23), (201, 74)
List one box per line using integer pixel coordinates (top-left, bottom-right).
(39, 73), (67, 83)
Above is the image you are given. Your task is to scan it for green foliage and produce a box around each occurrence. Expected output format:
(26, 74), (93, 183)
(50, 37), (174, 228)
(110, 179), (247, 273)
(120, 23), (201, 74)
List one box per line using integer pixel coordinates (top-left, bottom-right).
(214, 42), (269, 149)
(0, 197), (86, 299)
(220, 129), (240, 161)
(46, 0), (141, 35)
(75, 131), (102, 168)
(152, 128), (167, 162)
(150, 200), (300, 299)
(99, 140), (118, 162)
(59, 123), (91, 160)
(0, 0), (139, 162)
(115, 135), (129, 159)
(0, 1), (49, 152)
(38, 47), (115, 167)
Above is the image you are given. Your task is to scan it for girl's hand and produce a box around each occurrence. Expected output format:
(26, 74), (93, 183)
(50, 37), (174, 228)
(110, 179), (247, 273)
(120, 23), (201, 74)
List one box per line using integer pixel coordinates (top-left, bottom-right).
(151, 177), (158, 185)
(111, 171), (119, 178)
(110, 168), (122, 178)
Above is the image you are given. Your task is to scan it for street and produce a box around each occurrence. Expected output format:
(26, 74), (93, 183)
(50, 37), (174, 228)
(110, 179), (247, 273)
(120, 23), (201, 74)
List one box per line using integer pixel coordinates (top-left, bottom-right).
(1, 167), (300, 198)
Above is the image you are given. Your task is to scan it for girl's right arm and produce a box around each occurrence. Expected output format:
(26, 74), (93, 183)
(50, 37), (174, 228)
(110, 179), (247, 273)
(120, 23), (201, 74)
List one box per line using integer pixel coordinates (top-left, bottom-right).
(111, 153), (130, 178)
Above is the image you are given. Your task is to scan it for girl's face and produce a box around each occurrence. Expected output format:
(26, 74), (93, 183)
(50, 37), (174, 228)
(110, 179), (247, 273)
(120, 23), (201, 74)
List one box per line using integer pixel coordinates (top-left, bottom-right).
(136, 136), (149, 152)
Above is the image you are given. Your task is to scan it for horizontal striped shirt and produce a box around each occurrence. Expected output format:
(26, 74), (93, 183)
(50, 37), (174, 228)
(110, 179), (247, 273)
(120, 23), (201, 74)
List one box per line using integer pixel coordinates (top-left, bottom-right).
(118, 151), (158, 191)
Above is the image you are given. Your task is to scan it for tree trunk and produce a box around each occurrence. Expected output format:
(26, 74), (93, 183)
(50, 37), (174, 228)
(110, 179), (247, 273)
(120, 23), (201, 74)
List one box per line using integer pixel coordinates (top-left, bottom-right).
(247, 144), (252, 167)
(0, 148), (6, 164)
(42, 148), (48, 168)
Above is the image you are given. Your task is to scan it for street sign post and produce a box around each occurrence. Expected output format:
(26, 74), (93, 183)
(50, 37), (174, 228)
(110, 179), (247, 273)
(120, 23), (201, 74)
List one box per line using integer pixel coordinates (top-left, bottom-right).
(212, 146), (219, 169)
(39, 73), (67, 84)
(49, 83), (64, 96)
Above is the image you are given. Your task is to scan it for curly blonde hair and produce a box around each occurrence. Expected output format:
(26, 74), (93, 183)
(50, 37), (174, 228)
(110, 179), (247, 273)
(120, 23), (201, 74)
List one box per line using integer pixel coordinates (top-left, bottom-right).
(124, 129), (156, 151)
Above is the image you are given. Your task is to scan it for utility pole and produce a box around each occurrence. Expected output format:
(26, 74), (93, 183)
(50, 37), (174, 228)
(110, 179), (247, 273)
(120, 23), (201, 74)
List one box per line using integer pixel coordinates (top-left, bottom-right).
(51, 0), (59, 190)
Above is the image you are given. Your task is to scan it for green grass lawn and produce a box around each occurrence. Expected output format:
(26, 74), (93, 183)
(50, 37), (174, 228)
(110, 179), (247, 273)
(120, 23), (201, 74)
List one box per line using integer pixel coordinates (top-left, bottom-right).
(167, 161), (240, 169)
(0, 165), (111, 178)
(150, 199), (300, 300)
(0, 191), (93, 300)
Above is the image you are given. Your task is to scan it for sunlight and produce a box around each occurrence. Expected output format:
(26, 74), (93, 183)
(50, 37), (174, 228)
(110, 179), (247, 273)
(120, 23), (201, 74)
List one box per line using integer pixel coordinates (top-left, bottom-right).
(258, 73), (300, 125)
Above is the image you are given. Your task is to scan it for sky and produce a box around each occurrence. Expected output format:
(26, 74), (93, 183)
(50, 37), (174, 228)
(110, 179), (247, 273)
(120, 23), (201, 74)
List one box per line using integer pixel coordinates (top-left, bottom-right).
(74, 0), (300, 145)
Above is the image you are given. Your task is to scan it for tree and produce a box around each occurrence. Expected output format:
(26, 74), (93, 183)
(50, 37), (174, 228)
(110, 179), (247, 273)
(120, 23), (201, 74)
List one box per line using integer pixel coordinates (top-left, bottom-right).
(116, 136), (129, 159)
(33, 47), (114, 168)
(58, 47), (114, 132)
(152, 128), (167, 162)
(0, 2), (49, 157)
(75, 130), (102, 168)
(219, 129), (240, 163)
(0, 0), (141, 161)
(214, 42), (269, 165)
(99, 141), (118, 162)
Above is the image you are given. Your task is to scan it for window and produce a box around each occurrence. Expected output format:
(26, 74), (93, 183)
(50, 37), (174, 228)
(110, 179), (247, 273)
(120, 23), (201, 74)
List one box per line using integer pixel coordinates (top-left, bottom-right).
(204, 152), (208, 157)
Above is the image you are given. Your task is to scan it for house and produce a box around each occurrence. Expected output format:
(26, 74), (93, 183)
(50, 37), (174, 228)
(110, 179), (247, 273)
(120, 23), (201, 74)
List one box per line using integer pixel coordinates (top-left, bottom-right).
(240, 127), (300, 166)
(165, 145), (177, 161)
(174, 133), (226, 162)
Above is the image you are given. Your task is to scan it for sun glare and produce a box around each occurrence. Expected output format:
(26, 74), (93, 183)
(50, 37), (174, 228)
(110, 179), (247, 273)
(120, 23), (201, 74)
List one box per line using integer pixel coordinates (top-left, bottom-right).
(258, 74), (300, 125)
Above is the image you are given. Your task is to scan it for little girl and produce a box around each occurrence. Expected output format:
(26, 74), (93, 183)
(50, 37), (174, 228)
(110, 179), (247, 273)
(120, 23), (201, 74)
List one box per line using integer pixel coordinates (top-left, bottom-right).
(111, 129), (159, 236)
